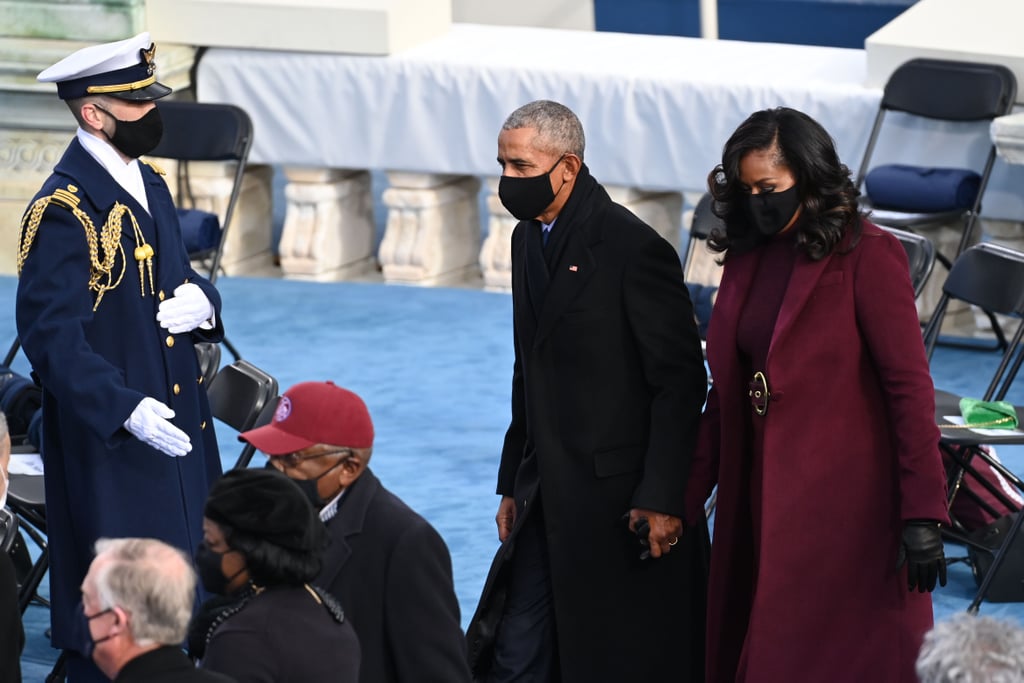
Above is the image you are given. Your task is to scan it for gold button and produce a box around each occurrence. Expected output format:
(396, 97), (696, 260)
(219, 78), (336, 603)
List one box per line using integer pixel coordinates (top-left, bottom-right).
(173, 383), (180, 395)
(165, 335), (174, 348)
(158, 290), (165, 301)
(201, 421), (207, 430)
(197, 376), (204, 384)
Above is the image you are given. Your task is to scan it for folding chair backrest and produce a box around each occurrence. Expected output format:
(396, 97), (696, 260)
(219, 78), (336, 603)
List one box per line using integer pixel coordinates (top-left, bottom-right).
(194, 342), (222, 388)
(206, 359), (278, 434)
(880, 58), (1017, 121)
(923, 243), (1024, 398)
(879, 225), (936, 299)
(233, 397), (280, 470)
(682, 192), (724, 279)
(855, 58), (1016, 191)
(149, 100), (253, 163)
(147, 100), (254, 283)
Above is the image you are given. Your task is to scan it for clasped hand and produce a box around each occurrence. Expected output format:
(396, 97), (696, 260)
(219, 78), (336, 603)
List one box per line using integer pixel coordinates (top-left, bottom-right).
(629, 508), (683, 559)
(124, 397), (191, 457)
(896, 521), (947, 593)
(156, 283), (213, 334)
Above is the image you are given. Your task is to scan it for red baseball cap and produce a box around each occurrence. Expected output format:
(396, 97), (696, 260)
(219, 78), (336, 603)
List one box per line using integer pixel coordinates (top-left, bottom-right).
(239, 381), (374, 455)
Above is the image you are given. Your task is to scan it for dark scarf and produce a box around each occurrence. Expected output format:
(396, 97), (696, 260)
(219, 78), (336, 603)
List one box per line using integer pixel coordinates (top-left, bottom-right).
(524, 163), (603, 317)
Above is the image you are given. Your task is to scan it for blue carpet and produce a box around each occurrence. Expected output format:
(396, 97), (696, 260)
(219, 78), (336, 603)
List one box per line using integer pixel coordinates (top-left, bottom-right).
(3, 273), (1024, 680)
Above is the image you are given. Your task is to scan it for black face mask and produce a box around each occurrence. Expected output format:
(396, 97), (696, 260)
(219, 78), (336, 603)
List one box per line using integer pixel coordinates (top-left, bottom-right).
(195, 542), (246, 596)
(745, 186), (801, 236)
(291, 459), (347, 509)
(498, 155), (566, 221)
(75, 602), (115, 660)
(95, 105), (164, 159)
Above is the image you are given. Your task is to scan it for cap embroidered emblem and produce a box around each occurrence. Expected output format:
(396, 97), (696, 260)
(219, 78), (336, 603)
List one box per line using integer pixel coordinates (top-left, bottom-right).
(141, 43), (156, 75)
(274, 396), (292, 423)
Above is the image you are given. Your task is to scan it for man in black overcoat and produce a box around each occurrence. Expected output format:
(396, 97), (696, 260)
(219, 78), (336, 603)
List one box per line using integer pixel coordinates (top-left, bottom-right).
(240, 381), (471, 683)
(467, 100), (710, 682)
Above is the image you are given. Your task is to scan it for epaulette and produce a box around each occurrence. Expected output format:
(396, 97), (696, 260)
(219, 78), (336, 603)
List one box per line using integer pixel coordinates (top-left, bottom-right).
(140, 158), (166, 175)
(18, 185), (157, 311)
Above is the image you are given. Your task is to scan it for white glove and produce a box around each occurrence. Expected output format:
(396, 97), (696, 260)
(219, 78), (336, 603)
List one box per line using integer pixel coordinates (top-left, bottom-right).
(156, 283), (214, 334)
(123, 397), (192, 457)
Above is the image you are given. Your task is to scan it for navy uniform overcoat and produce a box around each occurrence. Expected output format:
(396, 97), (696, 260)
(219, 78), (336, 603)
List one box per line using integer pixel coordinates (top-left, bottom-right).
(15, 137), (224, 650)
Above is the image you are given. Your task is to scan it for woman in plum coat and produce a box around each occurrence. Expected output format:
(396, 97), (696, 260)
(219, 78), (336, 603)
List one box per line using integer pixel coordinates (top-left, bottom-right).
(685, 107), (949, 683)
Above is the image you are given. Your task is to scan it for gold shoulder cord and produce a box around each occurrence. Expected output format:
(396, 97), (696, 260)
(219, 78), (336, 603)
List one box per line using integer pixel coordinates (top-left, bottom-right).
(18, 186), (156, 311)
(939, 416), (1016, 430)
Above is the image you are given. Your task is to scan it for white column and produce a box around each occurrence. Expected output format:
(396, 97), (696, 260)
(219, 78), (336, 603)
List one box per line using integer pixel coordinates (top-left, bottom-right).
(700, 0), (719, 39)
(479, 177), (515, 292)
(278, 167), (376, 281)
(379, 172), (482, 285)
(163, 161), (275, 276)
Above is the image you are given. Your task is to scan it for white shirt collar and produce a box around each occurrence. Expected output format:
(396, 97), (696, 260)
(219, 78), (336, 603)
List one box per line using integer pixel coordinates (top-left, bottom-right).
(76, 127), (150, 214)
(319, 488), (347, 523)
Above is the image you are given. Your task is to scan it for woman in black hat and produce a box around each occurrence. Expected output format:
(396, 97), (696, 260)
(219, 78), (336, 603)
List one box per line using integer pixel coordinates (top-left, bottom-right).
(188, 468), (360, 682)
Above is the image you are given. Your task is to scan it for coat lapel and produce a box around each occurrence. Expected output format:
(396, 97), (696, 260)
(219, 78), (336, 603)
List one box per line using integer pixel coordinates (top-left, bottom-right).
(533, 230), (597, 349)
(706, 249), (758, 389)
(768, 251), (831, 358)
(318, 470), (380, 589)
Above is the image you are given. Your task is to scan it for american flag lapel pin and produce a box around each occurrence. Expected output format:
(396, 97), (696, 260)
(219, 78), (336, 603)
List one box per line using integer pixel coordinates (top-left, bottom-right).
(568, 265), (579, 272)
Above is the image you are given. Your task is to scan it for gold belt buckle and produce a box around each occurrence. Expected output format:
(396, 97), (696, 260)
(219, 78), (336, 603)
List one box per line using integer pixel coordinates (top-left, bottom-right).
(749, 371), (770, 416)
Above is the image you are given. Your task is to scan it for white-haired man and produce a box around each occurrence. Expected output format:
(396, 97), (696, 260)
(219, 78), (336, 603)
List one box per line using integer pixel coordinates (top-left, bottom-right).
(80, 538), (234, 682)
(917, 613), (1024, 683)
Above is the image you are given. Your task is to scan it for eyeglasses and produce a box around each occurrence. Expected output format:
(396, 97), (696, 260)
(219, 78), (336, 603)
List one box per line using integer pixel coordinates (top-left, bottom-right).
(274, 448), (353, 470)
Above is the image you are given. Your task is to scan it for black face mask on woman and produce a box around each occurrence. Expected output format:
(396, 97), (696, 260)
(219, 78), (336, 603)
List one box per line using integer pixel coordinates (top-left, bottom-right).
(498, 155), (566, 221)
(194, 542), (246, 596)
(745, 185), (801, 236)
(95, 105), (164, 159)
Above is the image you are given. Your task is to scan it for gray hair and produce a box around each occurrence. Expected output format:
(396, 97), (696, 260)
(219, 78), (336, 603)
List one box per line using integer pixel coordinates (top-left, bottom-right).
(92, 538), (196, 646)
(502, 100), (585, 160)
(0, 411), (7, 442)
(916, 613), (1024, 683)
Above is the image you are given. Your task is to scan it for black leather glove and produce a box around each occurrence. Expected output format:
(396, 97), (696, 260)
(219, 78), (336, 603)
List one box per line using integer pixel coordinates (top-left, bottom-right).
(896, 521), (947, 593)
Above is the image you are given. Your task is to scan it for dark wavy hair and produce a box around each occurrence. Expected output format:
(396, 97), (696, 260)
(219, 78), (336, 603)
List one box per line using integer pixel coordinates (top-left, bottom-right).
(222, 520), (326, 588)
(706, 107), (862, 260)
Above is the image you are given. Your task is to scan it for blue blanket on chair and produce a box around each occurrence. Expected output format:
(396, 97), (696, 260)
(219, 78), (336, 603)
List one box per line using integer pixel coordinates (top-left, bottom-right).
(865, 164), (981, 213)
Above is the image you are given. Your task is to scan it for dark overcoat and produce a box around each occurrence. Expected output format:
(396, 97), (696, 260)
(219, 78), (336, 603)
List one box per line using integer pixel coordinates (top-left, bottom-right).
(15, 138), (224, 650)
(685, 222), (950, 682)
(116, 646), (235, 683)
(469, 168), (710, 682)
(317, 468), (471, 683)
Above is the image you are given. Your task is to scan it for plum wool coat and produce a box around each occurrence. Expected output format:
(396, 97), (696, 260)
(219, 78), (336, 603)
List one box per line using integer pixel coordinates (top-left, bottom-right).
(686, 221), (950, 683)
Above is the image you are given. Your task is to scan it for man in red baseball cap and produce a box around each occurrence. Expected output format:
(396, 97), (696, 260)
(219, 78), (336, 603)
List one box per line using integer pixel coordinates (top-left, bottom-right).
(240, 381), (471, 683)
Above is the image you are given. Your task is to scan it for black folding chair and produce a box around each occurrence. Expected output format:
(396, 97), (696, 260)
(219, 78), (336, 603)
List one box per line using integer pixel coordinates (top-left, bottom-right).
(855, 59), (1016, 350)
(922, 243), (1024, 610)
(680, 192), (725, 282)
(855, 58), (1017, 266)
(147, 100), (254, 362)
(879, 225), (936, 300)
(205, 359), (278, 469)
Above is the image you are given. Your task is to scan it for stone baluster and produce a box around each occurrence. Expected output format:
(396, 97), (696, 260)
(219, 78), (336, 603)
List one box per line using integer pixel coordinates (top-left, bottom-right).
(379, 172), (482, 285)
(277, 167), (376, 281)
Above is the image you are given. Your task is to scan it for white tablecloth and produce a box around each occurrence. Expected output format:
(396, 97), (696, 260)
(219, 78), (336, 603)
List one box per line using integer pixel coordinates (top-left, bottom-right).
(198, 23), (1024, 218)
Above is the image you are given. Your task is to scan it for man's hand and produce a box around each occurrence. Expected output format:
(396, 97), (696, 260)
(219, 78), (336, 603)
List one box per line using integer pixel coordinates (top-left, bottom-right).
(156, 283), (213, 334)
(496, 495), (516, 542)
(629, 508), (683, 559)
(124, 397), (192, 457)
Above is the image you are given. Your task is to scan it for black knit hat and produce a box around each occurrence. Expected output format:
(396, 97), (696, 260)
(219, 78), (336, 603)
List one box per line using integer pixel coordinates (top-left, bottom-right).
(204, 468), (320, 552)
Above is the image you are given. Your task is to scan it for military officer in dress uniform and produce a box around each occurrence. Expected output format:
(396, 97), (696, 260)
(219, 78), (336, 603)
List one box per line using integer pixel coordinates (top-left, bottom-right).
(15, 33), (225, 683)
